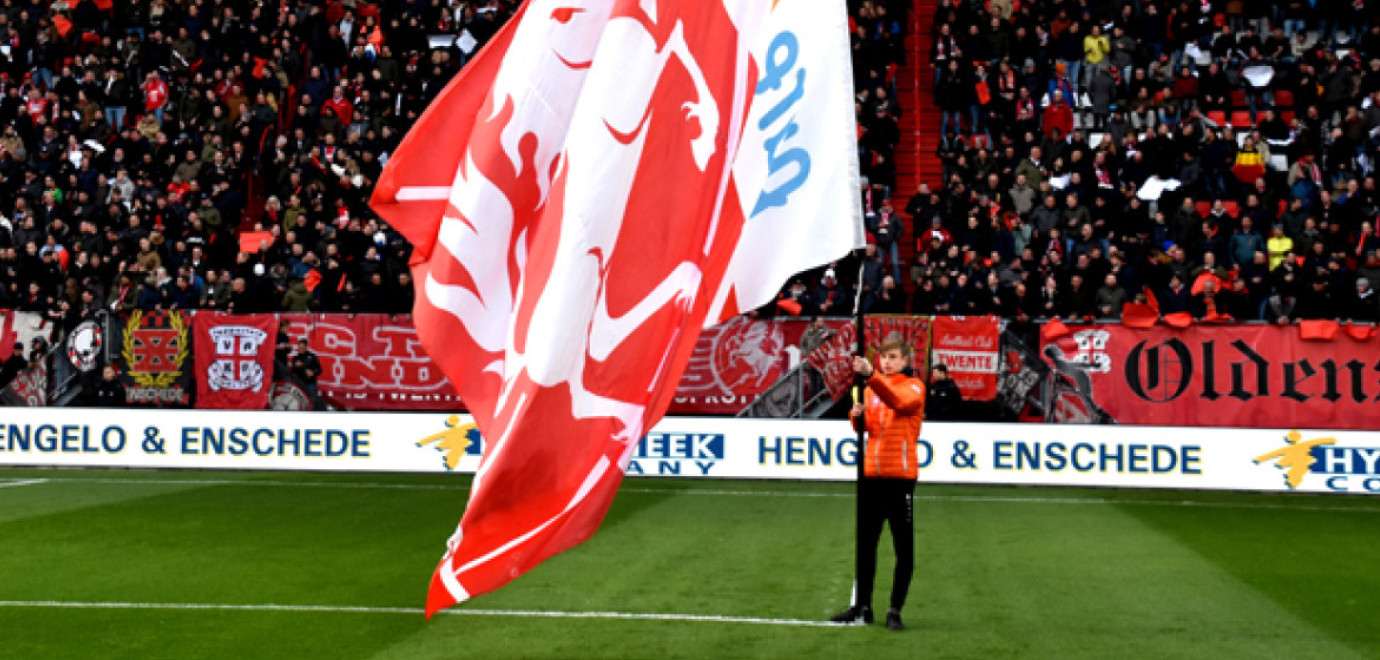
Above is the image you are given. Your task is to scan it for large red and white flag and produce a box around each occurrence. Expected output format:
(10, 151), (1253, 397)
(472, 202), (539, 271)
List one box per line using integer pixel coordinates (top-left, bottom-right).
(371, 0), (861, 615)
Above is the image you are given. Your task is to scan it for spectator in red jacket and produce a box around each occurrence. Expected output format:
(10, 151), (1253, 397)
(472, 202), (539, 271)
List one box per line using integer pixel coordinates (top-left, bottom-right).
(1042, 90), (1074, 139)
(142, 72), (169, 124)
(323, 86), (355, 126)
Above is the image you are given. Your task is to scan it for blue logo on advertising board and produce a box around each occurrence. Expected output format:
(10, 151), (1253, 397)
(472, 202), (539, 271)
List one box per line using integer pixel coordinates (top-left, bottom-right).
(627, 433), (725, 476)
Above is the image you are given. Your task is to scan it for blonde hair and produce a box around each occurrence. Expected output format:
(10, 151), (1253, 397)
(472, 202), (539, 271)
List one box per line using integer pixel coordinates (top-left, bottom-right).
(877, 332), (909, 356)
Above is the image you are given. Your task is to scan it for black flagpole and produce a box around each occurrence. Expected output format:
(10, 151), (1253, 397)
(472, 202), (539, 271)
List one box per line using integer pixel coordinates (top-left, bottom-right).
(851, 250), (867, 608)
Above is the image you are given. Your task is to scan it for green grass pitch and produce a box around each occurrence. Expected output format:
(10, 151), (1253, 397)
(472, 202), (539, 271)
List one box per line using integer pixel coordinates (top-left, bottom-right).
(0, 467), (1376, 659)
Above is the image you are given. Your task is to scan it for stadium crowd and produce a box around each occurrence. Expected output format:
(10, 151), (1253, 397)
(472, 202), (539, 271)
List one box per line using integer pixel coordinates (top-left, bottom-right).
(15, 0), (1379, 342)
(801, 0), (1380, 326)
(0, 0), (534, 336)
(0, 0), (921, 341)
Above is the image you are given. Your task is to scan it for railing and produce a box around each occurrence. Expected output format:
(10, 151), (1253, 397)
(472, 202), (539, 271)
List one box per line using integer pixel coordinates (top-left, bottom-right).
(735, 358), (835, 419)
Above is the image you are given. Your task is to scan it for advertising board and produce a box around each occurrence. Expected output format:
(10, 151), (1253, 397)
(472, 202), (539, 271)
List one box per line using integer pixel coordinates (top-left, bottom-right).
(1, 410), (1371, 495)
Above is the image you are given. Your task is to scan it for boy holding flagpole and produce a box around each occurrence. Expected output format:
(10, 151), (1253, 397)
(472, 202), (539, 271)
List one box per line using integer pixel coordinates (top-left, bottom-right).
(831, 333), (926, 630)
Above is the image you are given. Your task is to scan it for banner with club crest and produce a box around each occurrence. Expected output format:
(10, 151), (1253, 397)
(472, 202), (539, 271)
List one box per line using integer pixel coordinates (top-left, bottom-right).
(106, 311), (194, 407)
(194, 313), (278, 410)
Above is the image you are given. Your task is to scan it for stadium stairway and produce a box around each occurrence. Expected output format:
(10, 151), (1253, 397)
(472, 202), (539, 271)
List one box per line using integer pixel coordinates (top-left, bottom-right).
(908, 0), (941, 188)
(893, 0), (940, 284)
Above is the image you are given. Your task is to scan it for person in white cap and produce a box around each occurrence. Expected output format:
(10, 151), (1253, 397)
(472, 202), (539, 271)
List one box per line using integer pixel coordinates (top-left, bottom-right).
(1346, 277), (1378, 322)
(812, 268), (846, 316)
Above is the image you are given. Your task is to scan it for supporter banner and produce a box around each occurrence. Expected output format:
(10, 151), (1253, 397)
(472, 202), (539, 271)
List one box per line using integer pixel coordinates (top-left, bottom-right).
(671, 317), (822, 414)
(997, 326), (1047, 417)
(0, 311), (55, 356)
(98, 313), (1014, 412)
(930, 316), (999, 401)
(1042, 325), (1380, 429)
(2, 358), (49, 406)
(280, 314), (461, 411)
(194, 313), (277, 410)
(65, 319), (103, 372)
(807, 316), (931, 400)
(269, 373), (316, 411)
(108, 311), (194, 406)
(0, 311), (56, 406)
(269, 314), (941, 414)
(0, 410), (1372, 495)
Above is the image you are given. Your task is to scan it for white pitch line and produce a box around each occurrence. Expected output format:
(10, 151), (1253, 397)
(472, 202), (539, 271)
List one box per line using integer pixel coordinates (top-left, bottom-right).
(0, 600), (840, 628)
(0, 478), (47, 489)
(10, 477), (1380, 514)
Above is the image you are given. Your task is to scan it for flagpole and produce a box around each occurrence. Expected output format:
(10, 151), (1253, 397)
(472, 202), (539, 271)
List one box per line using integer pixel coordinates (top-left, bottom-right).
(850, 250), (867, 607)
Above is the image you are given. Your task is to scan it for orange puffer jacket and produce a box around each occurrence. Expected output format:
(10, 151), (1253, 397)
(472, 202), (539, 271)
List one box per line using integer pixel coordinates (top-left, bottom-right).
(850, 372), (926, 480)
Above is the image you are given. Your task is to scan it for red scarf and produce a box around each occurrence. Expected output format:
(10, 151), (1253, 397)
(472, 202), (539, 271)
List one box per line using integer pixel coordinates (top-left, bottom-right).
(1359, 225), (1380, 256)
(1017, 97), (1035, 120)
(935, 36), (954, 60)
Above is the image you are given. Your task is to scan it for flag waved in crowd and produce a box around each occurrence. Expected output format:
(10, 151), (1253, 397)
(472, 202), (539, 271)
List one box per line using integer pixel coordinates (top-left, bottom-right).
(371, 0), (861, 615)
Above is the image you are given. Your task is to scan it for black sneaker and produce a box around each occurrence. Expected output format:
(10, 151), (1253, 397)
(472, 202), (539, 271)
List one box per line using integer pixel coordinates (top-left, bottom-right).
(885, 609), (904, 631)
(829, 605), (873, 625)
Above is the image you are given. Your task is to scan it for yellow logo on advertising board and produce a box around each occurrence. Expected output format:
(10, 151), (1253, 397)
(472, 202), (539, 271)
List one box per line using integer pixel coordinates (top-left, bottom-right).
(417, 415), (480, 470)
(1254, 430), (1337, 489)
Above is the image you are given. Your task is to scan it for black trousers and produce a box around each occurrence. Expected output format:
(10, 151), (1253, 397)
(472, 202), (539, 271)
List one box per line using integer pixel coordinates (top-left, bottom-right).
(854, 478), (915, 612)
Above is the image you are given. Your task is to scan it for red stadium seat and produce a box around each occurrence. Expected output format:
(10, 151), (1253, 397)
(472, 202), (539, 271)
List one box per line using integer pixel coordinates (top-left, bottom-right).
(1222, 200), (1240, 217)
(1196, 201), (1212, 217)
(1230, 90), (1248, 107)
(1274, 90), (1294, 107)
(1208, 111), (1228, 126)
(1281, 110), (1296, 124)
(1230, 111), (1253, 128)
